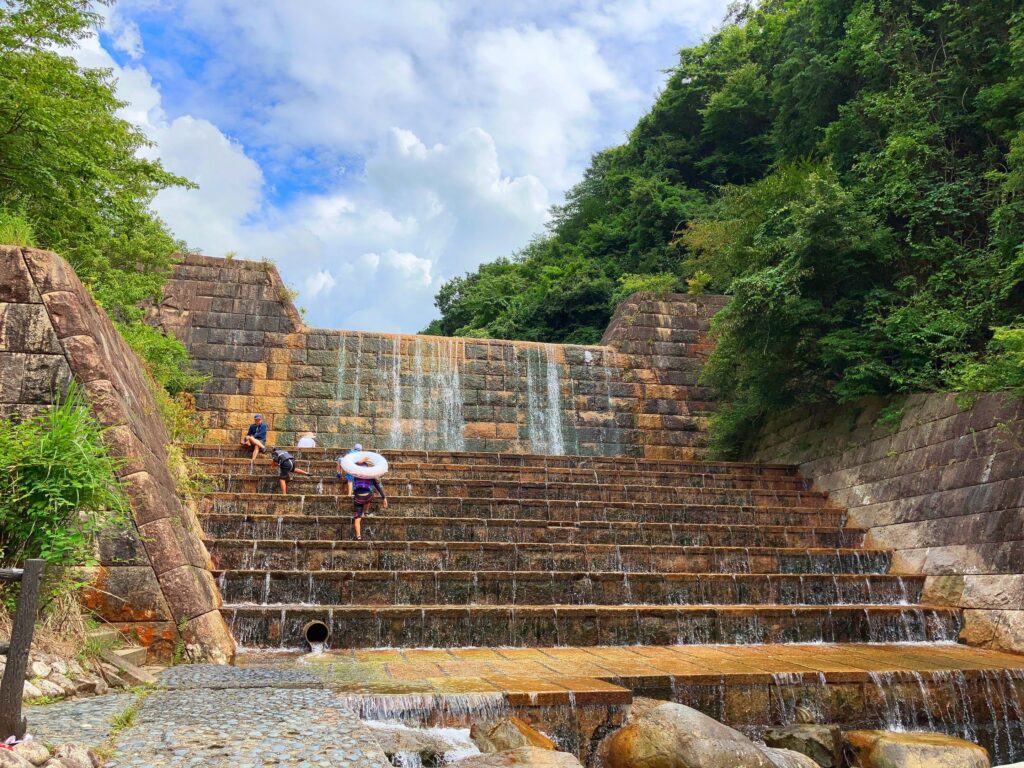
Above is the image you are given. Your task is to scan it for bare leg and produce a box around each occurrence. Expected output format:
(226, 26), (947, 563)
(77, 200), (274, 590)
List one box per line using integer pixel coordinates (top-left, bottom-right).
(279, 478), (287, 494)
(354, 516), (362, 540)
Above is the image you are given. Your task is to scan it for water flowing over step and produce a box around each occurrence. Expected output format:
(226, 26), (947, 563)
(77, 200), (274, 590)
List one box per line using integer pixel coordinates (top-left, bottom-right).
(182, 443), (1024, 762)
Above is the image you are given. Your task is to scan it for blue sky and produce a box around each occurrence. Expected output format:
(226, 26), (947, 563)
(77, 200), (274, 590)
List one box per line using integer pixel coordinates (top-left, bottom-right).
(80, 0), (730, 333)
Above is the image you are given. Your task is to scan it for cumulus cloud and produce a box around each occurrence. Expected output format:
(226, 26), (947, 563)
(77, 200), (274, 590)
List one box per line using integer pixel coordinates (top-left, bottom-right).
(82, 0), (730, 332)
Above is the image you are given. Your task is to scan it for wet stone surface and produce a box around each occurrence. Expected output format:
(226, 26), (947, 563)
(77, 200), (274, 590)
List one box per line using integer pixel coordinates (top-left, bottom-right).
(106, 687), (390, 768)
(160, 662), (322, 689)
(28, 692), (140, 744)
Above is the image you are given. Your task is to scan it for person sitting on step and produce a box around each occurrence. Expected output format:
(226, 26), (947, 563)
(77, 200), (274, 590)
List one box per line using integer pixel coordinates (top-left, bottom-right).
(350, 458), (387, 541)
(240, 413), (268, 460)
(270, 447), (309, 494)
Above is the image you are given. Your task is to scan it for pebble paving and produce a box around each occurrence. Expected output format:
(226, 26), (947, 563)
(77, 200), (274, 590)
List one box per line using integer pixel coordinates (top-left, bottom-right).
(27, 692), (140, 744)
(26, 666), (391, 768)
(106, 687), (389, 768)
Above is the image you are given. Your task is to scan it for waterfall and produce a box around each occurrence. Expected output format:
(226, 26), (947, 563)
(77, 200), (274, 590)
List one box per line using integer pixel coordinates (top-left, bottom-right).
(543, 345), (566, 454)
(427, 337), (465, 451)
(523, 346), (567, 454)
(389, 336), (403, 449)
(411, 337), (426, 440)
(351, 333), (363, 418)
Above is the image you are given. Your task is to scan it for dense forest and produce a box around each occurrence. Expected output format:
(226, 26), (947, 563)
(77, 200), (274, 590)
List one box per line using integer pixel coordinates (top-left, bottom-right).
(425, 0), (1024, 453)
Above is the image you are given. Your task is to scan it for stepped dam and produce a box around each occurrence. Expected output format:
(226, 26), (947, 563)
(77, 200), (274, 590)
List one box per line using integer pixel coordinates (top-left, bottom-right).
(3, 248), (1023, 762)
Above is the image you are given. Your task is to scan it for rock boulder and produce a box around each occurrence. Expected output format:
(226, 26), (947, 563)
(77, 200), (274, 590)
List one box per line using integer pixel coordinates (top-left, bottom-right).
(597, 702), (818, 768)
(764, 725), (843, 767)
(844, 730), (990, 768)
(471, 717), (557, 753)
(449, 747), (582, 767)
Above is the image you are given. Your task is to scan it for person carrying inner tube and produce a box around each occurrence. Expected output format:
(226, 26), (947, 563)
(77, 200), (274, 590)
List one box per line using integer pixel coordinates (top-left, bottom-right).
(336, 443), (362, 497)
(350, 457), (387, 541)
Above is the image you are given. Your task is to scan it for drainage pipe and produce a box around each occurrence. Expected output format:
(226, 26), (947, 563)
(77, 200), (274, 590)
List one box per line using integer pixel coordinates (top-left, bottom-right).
(303, 620), (330, 650)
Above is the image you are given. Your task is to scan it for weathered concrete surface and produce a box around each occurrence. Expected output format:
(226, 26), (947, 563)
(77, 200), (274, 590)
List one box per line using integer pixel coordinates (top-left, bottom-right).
(753, 393), (1024, 654)
(154, 254), (726, 458)
(0, 246), (233, 662)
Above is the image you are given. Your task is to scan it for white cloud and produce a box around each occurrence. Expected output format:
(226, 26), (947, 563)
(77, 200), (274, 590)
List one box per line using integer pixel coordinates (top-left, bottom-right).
(303, 270), (337, 298)
(80, 0), (731, 332)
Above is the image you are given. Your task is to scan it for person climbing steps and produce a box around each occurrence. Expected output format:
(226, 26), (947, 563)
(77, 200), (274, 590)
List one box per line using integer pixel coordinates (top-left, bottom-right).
(270, 448), (308, 494)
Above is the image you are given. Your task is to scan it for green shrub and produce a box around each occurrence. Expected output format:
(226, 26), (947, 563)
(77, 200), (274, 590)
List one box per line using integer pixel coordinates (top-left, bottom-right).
(115, 323), (208, 396)
(611, 273), (680, 306)
(0, 382), (129, 566)
(687, 270), (713, 295)
(0, 208), (37, 247)
(953, 327), (1024, 394)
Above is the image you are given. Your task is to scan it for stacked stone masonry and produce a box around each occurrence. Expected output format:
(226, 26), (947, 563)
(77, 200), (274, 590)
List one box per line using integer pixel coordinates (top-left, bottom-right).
(0, 247), (233, 663)
(753, 393), (1024, 654)
(154, 254), (727, 458)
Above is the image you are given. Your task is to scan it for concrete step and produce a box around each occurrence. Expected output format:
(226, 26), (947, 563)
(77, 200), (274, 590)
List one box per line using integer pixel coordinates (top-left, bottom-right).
(215, 569), (925, 607)
(223, 603), (962, 649)
(205, 540), (892, 575)
(198, 513), (866, 548)
(112, 646), (149, 666)
(201, 494), (845, 527)
(183, 444), (799, 476)
(210, 475), (829, 507)
(194, 458), (812, 490)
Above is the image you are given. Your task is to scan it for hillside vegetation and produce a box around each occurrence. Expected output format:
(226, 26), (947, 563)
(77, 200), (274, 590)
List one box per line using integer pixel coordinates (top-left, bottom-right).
(0, 1), (206, 418)
(425, 0), (1024, 454)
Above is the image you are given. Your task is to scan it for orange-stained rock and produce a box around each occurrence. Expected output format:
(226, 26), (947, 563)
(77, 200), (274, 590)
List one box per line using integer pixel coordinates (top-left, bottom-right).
(448, 747), (581, 767)
(471, 717), (557, 753)
(844, 730), (990, 768)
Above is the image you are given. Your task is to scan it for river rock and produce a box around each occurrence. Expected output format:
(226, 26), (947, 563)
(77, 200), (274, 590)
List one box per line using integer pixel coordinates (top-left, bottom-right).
(844, 730), (990, 768)
(597, 702), (813, 768)
(21, 680), (42, 701)
(12, 743), (49, 768)
(364, 722), (456, 762)
(47, 673), (77, 697)
(449, 747), (582, 767)
(762, 748), (820, 768)
(471, 717), (557, 752)
(35, 679), (65, 698)
(27, 661), (51, 680)
(764, 725), (842, 767)
(50, 745), (94, 768)
(0, 751), (36, 768)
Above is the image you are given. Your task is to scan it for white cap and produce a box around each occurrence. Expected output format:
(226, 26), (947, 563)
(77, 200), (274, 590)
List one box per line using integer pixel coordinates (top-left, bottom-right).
(354, 443), (363, 451)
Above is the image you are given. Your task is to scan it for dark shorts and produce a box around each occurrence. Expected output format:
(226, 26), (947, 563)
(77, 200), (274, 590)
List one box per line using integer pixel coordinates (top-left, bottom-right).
(279, 460), (295, 480)
(352, 500), (370, 519)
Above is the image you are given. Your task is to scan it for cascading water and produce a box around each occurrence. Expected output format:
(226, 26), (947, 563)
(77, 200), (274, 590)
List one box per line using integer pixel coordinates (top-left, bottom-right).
(389, 336), (403, 449)
(523, 346), (567, 454)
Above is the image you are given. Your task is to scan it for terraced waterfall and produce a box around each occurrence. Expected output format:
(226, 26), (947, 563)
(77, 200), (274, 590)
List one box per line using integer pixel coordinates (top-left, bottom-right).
(155, 255), (1024, 763)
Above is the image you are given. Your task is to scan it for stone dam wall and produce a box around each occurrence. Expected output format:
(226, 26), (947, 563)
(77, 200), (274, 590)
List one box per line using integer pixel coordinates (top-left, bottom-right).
(154, 254), (728, 458)
(0, 247), (234, 662)
(752, 393), (1024, 653)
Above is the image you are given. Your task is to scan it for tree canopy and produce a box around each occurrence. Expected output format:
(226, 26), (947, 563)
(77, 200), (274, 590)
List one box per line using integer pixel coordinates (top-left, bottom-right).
(0, 0), (188, 322)
(424, 0), (1024, 454)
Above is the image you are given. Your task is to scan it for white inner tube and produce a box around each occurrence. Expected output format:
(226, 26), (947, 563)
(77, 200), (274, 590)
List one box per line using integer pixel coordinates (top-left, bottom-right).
(340, 450), (389, 479)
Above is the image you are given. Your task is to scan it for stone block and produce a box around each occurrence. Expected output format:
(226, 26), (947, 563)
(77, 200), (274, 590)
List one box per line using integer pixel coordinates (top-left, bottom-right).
(0, 303), (60, 353)
(0, 247), (39, 303)
(61, 334), (106, 382)
(122, 470), (177, 525)
(80, 565), (173, 622)
(19, 352), (72, 404)
(160, 565), (222, 625)
(182, 609), (235, 664)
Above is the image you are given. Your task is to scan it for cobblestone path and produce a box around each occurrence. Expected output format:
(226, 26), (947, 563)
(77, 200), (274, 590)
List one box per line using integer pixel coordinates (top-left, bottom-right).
(26, 665), (390, 768)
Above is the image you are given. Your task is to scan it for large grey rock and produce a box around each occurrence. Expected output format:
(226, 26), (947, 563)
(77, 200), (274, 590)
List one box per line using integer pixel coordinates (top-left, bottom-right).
(49, 745), (93, 768)
(0, 751), (35, 768)
(21, 680), (42, 701)
(449, 747), (581, 767)
(764, 725), (842, 767)
(597, 702), (813, 768)
(12, 742), (49, 767)
(844, 730), (990, 768)
(471, 718), (556, 753)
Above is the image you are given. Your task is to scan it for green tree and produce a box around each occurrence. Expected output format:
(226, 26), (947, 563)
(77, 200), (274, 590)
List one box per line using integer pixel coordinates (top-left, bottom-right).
(0, 0), (190, 321)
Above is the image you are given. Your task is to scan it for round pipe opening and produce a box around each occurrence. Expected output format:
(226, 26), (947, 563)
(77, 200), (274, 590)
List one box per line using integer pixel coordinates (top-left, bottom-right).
(303, 620), (330, 648)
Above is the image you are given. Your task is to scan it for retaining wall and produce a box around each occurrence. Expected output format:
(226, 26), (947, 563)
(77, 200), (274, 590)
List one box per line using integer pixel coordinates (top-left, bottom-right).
(0, 247), (234, 662)
(154, 254), (727, 458)
(752, 393), (1024, 653)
